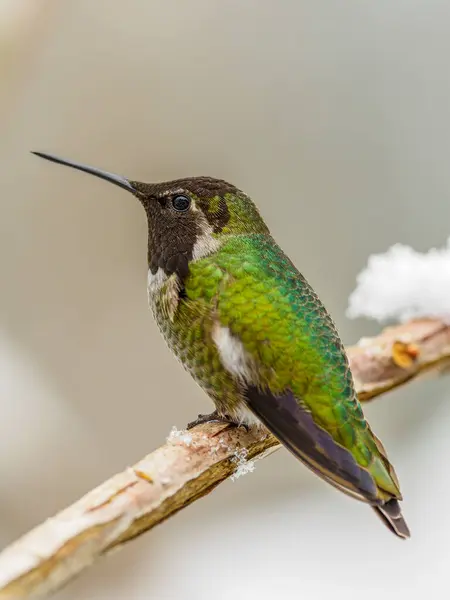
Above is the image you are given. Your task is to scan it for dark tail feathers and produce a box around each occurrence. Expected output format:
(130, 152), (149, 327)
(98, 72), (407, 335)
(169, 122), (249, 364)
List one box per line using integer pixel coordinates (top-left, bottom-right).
(373, 499), (410, 539)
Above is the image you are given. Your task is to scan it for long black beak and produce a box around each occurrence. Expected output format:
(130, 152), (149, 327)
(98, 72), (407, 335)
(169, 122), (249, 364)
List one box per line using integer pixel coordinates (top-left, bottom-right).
(31, 151), (136, 193)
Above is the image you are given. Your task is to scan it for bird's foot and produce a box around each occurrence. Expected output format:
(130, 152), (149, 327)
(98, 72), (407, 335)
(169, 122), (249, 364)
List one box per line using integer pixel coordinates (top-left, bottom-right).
(187, 411), (229, 430)
(187, 411), (250, 432)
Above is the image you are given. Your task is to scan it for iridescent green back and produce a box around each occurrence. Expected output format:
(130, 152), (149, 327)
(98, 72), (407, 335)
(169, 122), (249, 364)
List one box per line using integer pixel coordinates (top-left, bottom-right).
(153, 232), (401, 502)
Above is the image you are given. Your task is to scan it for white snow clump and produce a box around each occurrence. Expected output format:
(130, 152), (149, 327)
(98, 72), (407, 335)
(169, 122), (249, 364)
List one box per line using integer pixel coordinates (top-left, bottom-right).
(347, 239), (450, 324)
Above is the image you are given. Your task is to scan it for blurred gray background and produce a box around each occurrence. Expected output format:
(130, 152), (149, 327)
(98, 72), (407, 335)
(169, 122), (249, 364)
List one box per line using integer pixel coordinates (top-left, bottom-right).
(1, 1), (450, 598)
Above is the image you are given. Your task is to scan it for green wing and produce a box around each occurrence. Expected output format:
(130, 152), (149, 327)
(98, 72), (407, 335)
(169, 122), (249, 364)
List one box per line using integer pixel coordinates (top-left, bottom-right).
(189, 234), (402, 505)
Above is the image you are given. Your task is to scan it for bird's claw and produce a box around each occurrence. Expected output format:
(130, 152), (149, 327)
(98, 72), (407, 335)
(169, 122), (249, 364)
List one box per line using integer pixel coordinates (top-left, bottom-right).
(186, 411), (250, 432)
(187, 411), (227, 430)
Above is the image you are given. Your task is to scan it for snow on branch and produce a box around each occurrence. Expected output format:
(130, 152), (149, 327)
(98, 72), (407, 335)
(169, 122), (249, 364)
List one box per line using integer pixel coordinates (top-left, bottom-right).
(348, 238), (450, 324)
(0, 318), (450, 600)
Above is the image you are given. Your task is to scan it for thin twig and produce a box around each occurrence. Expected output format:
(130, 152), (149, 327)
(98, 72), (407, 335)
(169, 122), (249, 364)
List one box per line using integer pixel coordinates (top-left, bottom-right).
(0, 318), (449, 600)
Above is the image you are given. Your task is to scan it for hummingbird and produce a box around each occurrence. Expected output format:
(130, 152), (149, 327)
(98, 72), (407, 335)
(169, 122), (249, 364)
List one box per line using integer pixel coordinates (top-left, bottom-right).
(32, 151), (410, 539)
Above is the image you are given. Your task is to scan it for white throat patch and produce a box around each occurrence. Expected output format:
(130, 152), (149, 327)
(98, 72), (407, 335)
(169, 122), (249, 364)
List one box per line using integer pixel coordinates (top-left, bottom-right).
(192, 230), (221, 261)
(147, 267), (168, 299)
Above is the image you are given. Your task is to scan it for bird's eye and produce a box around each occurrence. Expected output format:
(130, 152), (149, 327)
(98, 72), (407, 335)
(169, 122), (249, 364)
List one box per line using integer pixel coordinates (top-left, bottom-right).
(171, 195), (191, 212)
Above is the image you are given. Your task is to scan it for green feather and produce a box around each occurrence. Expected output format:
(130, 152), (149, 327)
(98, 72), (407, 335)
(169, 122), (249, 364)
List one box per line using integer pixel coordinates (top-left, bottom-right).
(154, 233), (401, 503)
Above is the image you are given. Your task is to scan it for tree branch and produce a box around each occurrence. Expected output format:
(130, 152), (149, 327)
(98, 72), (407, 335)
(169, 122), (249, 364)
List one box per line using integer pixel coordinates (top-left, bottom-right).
(1, 318), (449, 600)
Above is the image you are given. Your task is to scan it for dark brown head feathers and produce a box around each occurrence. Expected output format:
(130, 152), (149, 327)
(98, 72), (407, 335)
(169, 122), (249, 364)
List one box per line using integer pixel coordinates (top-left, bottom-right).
(130, 176), (239, 200)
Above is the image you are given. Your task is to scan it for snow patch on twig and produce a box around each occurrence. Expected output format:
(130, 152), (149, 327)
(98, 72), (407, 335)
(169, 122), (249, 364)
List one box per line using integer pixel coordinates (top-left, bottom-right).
(166, 426), (193, 446)
(347, 239), (450, 324)
(230, 448), (255, 481)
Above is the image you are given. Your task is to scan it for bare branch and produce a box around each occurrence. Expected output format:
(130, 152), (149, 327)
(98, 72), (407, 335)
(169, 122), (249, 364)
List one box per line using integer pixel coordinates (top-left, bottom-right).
(0, 318), (449, 600)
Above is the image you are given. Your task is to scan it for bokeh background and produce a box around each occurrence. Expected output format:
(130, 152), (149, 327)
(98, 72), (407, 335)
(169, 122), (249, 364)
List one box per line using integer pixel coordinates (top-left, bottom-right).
(2, 1), (450, 598)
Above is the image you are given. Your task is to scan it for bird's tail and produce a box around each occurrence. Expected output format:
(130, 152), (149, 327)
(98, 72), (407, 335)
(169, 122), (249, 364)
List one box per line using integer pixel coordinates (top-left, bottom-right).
(373, 499), (410, 539)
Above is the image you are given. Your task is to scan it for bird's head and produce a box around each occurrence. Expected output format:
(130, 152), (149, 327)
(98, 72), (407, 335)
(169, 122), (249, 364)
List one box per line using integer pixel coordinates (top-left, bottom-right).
(32, 152), (269, 278)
